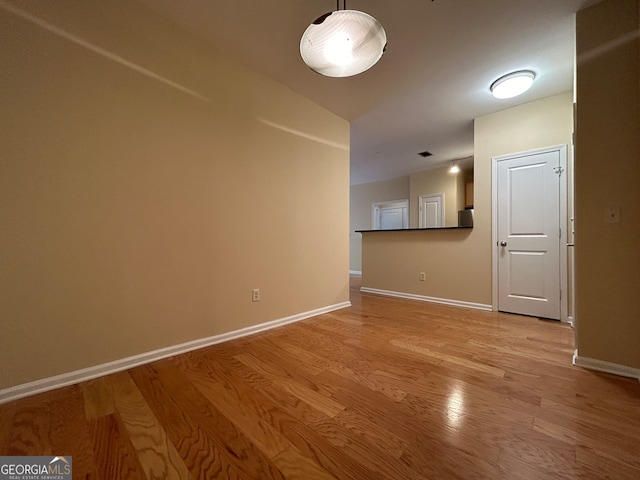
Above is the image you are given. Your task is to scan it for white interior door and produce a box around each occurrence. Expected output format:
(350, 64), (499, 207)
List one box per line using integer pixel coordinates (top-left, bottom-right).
(496, 148), (564, 320)
(380, 207), (405, 229)
(419, 193), (444, 228)
(372, 200), (409, 230)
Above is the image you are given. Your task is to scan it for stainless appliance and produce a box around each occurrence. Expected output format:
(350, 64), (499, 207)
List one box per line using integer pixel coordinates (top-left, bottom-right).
(458, 209), (474, 227)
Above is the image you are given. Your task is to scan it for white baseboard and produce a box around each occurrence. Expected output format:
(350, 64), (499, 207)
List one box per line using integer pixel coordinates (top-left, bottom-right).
(0, 301), (351, 405)
(573, 350), (640, 381)
(349, 270), (362, 275)
(360, 287), (492, 311)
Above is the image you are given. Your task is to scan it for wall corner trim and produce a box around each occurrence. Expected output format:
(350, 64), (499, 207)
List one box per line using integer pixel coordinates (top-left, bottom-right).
(360, 287), (492, 311)
(0, 301), (351, 405)
(573, 350), (640, 382)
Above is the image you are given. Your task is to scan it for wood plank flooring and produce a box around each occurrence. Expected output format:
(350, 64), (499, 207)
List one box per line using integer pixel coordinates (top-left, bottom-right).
(2, 275), (639, 479)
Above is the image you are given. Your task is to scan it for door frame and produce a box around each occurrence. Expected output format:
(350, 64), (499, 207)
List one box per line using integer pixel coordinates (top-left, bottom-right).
(372, 199), (409, 230)
(418, 193), (444, 228)
(491, 144), (569, 322)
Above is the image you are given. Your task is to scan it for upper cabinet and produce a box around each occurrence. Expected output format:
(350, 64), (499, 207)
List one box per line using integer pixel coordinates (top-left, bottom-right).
(465, 182), (474, 208)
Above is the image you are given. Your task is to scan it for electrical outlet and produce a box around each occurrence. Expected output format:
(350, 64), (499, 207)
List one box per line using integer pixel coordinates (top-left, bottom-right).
(252, 288), (260, 302)
(419, 272), (426, 281)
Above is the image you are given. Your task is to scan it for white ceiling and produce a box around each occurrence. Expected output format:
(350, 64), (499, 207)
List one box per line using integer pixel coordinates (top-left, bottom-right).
(139, 0), (600, 185)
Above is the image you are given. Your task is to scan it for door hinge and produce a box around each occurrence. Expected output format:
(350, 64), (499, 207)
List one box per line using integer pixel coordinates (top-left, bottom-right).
(553, 166), (564, 176)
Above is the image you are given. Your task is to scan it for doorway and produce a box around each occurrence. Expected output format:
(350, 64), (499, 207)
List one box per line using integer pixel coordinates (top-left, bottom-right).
(418, 193), (444, 228)
(372, 199), (408, 230)
(492, 145), (568, 321)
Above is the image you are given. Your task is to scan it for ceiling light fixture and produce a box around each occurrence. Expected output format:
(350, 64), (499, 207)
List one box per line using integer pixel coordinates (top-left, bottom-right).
(300, 1), (387, 77)
(490, 70), (535, 99)
(449, 161), (460, 174)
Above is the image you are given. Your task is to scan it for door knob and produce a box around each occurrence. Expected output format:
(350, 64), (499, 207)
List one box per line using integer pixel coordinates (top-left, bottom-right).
(500, 241), (507, 247)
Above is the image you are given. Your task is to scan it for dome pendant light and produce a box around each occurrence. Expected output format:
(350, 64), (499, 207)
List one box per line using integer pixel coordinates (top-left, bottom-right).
(300, 1), (387, 78)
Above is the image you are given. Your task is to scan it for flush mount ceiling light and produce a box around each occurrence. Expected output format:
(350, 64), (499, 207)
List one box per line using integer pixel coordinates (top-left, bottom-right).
(300, 1), (387, 77)
(490, 70), (535, 99)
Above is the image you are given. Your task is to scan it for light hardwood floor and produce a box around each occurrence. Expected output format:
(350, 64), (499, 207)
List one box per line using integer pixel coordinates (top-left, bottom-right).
(1, 276), (639, 479)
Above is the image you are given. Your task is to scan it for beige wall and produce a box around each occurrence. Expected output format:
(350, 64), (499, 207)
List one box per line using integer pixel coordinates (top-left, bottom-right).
(409, 165), (466, 228)
(362, 93), (573, 306)
(575, 0), (640, 368)
(475, 93), (575, 251)
(349, 176), (409, 271)
(0, 1), (350, 390)
(350, 165), (469, 271)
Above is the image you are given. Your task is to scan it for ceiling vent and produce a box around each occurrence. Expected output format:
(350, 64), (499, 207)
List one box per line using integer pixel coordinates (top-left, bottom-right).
(418, 150), (433, 157)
